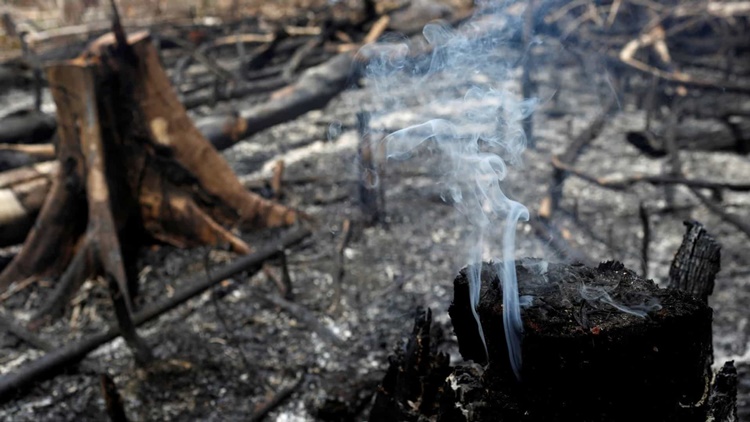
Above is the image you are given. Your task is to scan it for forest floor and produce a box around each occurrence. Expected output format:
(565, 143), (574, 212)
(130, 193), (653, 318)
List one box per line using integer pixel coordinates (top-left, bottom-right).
(0, 4), (749, 421)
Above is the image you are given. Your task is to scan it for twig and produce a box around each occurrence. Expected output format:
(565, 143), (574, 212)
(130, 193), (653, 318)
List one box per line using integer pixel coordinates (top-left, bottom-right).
(249, 371), (305, 422)
(357, 112), (381, 225)
(639, 202), (650, 278)
(550, 156), (750, 192)
(1, 14), (43, 111)
(0, 143), (55, 157)
(363, 15), (390, 45)
(539, 96), (617, 219)
(0, 310), (53, 351)
(606, 0), (623, 28)
(327, 219), (352, 315)
(282, 36), (323, 82)
(162, 36), (235, 83)
(100, 373), (129, 422)
(521, 0), (536, 147)
(663, 99), (682, 208)
(528, 218), (595, 266)
(271, 160), (285, 200)
(0, 227), (311, 403)
(278, 251), (293, 300)
(261, 293), (343, 347)
(691, 188), (750, 239)
(0, 277), (37, 302)
(262, 250), (294, 301)
(18, 36), (43, 112)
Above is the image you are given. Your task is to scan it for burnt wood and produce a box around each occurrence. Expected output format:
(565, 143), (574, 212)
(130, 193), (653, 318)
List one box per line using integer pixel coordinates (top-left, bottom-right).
(0, 111), (56, 144)
(373, 258), (720, 421)
(708, 361), (739, 422)
(446, 260), (714, 421)
(369, 307), (451, 422)
(668, 220), (721, 303)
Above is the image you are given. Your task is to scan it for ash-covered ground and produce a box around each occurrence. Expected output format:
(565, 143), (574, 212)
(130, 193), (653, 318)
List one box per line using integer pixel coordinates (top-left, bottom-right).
(1, 18), (749, 422)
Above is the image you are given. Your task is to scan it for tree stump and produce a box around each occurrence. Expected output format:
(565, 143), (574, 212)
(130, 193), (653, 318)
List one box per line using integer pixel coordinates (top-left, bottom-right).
(0, 30), (299, 349)
(446, 260), (713, 421)
(371, 221), (735, 421)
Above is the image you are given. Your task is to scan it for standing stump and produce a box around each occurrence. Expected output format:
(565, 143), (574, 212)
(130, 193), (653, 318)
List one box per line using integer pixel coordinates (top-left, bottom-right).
(0, 26), (299, 359)
(372, 222), (734, 422)
(447, 260), (713, 421)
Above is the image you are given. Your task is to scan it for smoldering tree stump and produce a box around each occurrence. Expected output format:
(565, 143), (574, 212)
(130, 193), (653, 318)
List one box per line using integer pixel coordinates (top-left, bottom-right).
(447, 260), (713, 421)
(373, 258), (731, 421)
(0, 31), (299, 350)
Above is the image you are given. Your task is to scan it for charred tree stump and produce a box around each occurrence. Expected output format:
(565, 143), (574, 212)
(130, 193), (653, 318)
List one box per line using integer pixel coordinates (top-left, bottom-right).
(372, 223), (732, 421)
(0, 30), (299, 342)
(447, 260), (714, 421)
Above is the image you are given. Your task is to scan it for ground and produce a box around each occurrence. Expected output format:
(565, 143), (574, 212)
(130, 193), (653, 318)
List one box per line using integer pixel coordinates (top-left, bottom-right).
(1, 8), (749, 421)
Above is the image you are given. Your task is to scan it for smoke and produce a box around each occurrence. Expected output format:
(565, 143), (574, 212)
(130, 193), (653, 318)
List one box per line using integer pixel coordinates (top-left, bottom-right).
(363, 4), (535, 379)
(579, 285), (662, 318)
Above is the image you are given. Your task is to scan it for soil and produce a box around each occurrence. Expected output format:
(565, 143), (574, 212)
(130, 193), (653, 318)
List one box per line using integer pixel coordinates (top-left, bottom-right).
(1, 8), (749, 421)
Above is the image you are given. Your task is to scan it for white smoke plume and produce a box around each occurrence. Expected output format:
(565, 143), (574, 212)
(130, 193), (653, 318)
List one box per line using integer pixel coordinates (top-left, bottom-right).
(363, 4), (536, 379)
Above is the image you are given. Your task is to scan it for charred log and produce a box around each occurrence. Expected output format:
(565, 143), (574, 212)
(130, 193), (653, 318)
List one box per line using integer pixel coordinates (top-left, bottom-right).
(0, 111), (57, 144)
(196, 51), (357, 150)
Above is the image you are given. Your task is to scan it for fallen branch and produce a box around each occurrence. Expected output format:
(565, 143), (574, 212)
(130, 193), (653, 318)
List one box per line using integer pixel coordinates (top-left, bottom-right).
(550, 156), (750, 192)
(327, 219), (352, 315)
(249, 371), (306, 422)
(0, 227), (311, 403)
(639, 202), (650, 277)
(527, 218), (595, 266)
(3, 47), (348, 148)
(690, 187), (750, 239)
(261, 292), (344, 347)
(538, 97), (618, 219)
(262, 249), (294, 300)
(0, 143), (55, 156)
(0, 310), (53, 352)
(196, 51), (358, 150)
(0, 111), (57, 144)
(0, 143), (56, 172)
(100, 373), (129, 422)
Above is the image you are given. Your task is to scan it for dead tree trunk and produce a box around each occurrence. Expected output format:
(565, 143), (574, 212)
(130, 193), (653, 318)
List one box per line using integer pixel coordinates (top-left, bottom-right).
(0, 31), (299, 332)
